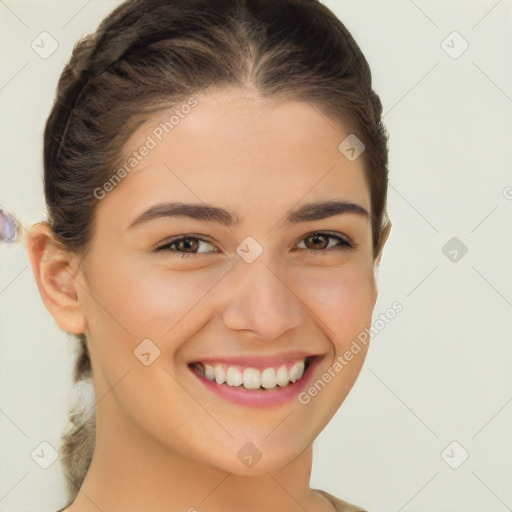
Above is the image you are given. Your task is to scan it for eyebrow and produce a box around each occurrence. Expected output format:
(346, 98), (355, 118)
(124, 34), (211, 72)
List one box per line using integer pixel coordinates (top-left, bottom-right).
(127, 199), (370, 229)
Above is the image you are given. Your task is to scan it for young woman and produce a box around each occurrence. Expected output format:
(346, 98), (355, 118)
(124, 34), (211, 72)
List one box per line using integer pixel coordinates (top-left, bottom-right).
(26, 1), (391, 510)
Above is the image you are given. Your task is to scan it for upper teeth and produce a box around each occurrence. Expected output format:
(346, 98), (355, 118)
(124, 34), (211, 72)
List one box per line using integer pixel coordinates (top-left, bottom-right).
(197, 359), (307, 390)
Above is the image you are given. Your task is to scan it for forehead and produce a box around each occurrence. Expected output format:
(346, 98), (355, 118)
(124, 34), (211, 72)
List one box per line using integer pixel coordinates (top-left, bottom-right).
(97, 87), (370, 225)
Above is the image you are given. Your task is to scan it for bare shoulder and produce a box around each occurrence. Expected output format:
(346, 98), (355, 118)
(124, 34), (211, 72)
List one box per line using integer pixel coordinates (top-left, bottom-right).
(314, 488), (370, 512)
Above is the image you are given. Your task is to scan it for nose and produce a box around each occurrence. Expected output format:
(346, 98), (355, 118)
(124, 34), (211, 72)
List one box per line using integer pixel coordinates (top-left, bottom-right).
(219, 254), (303, 341)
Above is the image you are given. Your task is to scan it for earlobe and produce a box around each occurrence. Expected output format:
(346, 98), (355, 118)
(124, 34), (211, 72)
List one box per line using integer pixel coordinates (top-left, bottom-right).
(25, 222), (87, 334)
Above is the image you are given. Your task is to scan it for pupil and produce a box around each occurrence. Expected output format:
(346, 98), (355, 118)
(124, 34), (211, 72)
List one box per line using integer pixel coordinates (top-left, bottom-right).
(310, 234), (326, 250)
(181, 239), (196, 252)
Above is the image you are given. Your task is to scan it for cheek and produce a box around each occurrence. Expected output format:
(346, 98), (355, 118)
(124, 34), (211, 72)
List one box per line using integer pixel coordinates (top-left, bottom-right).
(83, 252), (226, 341)
(295, 262), (376, 351)
(124, 265), (231, 338)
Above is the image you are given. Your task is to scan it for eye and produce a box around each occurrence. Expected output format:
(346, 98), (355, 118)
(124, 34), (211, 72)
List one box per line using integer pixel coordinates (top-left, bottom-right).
(296, 232), (355, 254)
(154, 231), (355, 258)
(154, 236), (218, 258)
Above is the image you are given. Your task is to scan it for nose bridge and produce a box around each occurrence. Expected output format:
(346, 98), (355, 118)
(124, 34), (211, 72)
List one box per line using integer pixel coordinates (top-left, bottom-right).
(219, 251), (303, 340)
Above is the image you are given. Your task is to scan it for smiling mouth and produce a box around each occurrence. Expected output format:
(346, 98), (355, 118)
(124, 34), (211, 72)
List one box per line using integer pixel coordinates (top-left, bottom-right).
(189, 356), (315, 391)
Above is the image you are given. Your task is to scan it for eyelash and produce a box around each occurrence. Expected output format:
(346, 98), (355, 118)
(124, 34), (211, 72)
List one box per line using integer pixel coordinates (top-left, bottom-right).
(154, 232), (356, 258)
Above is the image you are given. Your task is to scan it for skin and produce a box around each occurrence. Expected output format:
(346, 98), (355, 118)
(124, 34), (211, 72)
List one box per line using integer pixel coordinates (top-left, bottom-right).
(27, 86), (390, 512)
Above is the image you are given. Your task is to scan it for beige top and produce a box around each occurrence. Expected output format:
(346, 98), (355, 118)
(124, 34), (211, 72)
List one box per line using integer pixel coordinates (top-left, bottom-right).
(56, 489), (368, 512)
(315, 489), (369, 511)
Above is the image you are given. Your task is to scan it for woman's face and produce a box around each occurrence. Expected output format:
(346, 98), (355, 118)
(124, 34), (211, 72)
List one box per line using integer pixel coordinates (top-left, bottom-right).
(75, 87), (380, 474)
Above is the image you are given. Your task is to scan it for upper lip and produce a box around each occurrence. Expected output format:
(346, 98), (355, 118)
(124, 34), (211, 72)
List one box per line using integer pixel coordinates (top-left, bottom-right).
(189, 351), (321, 369)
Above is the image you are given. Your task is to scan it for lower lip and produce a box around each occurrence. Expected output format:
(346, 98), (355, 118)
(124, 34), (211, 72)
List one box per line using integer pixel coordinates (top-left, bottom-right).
(189, 356), (321, 408)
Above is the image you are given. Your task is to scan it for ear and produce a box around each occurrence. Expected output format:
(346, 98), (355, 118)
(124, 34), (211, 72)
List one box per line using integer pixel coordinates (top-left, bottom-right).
(25, 222), (87, 334)
(372, 220), (392, 304)
(375, 220), (392, 269)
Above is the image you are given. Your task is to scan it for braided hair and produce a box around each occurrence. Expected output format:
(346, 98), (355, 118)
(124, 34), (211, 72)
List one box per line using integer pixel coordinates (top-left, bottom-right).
(44, 0), (390, 502)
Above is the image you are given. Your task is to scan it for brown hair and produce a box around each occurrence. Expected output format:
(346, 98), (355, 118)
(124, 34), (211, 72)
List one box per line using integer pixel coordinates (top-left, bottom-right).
(44, 0), (390, 502)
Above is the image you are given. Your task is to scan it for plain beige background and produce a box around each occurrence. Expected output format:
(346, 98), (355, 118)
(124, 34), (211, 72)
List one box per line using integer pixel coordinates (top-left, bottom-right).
(1, 1), (511, 511)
